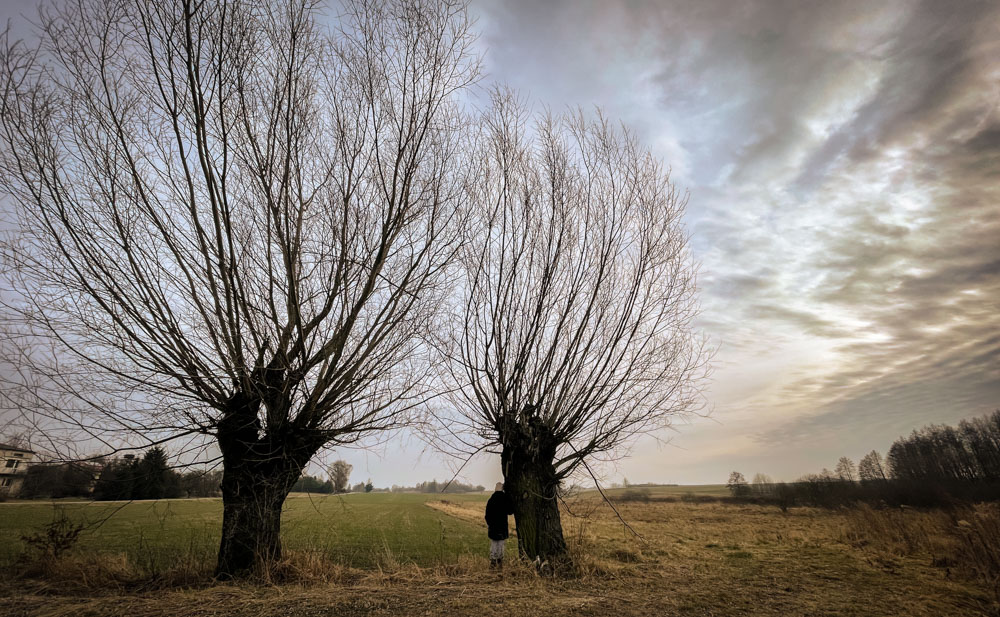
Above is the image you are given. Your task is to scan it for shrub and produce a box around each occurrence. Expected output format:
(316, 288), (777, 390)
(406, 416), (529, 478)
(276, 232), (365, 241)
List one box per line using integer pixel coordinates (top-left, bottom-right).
(618, 489), (651, 503)
(681, 492), (718, 504)
(20, 508), (84, 559)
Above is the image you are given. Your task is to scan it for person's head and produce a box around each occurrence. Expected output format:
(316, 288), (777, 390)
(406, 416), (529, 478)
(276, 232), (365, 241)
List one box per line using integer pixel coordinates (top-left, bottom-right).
(495, 482), (504, 492)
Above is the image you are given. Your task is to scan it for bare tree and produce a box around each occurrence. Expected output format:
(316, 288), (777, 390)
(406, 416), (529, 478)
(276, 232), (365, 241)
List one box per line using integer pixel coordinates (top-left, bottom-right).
(0, 0), (478, 577)
(430, 91), (707, 564)
(328, 460), (352, 493)
(858, 450), (888, 483)
(751, 472), (773, 497)
(835, 457), (856, 483)
(727, 471), (749, 497)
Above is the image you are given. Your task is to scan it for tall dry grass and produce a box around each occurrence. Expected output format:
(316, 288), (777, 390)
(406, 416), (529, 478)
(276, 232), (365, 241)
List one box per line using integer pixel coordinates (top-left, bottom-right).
(8, 536), (561, 594)
(843, 502), (1000, 603)
(955, 504), (1000, 603)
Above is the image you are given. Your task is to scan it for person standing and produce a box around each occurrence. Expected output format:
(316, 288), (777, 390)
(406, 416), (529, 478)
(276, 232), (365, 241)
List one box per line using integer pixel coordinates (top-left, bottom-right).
(485, 482), (515, 569)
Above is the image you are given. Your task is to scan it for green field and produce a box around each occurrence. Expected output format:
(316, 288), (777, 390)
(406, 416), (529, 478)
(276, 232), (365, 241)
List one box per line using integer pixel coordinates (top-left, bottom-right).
(0, 492), (496, 569)
(0, 486), (730, 569)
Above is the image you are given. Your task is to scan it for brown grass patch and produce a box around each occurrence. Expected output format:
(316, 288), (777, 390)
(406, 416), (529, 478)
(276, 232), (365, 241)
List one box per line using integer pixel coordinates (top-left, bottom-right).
(424, 499), (486, 527)
(843, 502), (1000, 607)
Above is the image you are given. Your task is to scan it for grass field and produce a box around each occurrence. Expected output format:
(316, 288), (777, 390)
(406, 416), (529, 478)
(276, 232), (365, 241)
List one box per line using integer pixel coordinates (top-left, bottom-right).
(0, 492), (493, 569)
(1, 491), (995, 616)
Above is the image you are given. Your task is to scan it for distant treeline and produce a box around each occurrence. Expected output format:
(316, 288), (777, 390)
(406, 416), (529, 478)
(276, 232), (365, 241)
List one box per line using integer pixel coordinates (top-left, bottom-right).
(92, 448), (221, 500)
(888, 411), (1000, 483)
(291, 474), (335, 494)
(390, 480), (485, 493)
(17, 448), (487, 499)
(20, 447), (222, 501)
(726, 410), (1000, 509)
(289, 478), (484, 494)
(19, 461), (101, 499)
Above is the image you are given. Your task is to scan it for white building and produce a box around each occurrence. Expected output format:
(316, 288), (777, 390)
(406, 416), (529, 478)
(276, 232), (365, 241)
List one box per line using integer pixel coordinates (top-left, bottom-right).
(0, 443), (35, 498)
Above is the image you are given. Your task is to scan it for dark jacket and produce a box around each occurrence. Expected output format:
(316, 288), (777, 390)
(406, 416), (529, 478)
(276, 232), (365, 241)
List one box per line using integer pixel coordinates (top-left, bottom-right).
(485, 490), (515, 540)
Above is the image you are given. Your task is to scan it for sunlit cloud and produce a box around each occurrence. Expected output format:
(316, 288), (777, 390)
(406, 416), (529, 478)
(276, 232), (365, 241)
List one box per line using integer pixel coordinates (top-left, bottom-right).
(469, 0), (1000, 483)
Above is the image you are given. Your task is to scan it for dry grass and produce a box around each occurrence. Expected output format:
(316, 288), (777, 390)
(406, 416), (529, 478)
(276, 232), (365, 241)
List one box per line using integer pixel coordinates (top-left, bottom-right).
(842, 502), (1000, 607)
(2, 497), (996, 616)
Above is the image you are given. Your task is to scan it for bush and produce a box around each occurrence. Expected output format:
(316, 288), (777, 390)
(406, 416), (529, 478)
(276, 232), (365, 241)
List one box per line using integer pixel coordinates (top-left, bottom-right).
(617, 488), (651, 503)
(681, 492), (718, 504)
(20, 508), (84, 559)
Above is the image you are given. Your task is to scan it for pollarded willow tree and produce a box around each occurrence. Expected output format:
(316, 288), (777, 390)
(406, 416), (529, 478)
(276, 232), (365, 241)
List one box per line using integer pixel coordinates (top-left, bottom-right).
(434, 92), (708, 564)
(0, 0), (478, 577)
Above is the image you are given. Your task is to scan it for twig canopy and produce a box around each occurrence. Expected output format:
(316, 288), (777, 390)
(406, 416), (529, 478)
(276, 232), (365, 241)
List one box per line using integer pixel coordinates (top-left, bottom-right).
(434, 90), (708, 483)
(0, 0), (480, 452)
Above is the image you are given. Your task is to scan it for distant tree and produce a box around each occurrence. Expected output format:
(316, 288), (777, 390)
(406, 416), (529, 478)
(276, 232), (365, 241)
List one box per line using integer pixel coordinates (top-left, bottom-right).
(773, 482), (796, 512)
(20, 462), (98, 498)
(351, 482), (365, 493)
(18, 465), (62, 499)
(858, 451), (888, 482)
(959, 412), (1000, 480)
(134, 447), (181, 500)
(365, 479), (374, 493)
(180, 470), (223, 498)
(728, 471), (750, 497)
(751, 473), (773, 496)
(835, 457), (856, 483)
(887, 412), (1000, 483)
(329, 461), (353, 494)
(91, 448), (180, 500)
(291, 474), (333, 494)
(93, 457), (137, 501)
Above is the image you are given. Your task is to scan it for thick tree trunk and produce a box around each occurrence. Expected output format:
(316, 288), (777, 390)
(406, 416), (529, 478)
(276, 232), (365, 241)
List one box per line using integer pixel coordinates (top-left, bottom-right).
(215, 460), (301, 579)
(214, 394), (316, 579)
(501, 429), (569, 568)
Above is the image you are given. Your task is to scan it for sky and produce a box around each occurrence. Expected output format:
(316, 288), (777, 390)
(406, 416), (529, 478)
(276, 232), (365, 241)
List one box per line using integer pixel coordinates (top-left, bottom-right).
(1, 0), (998, 486)
(455, 0), (1000, 485)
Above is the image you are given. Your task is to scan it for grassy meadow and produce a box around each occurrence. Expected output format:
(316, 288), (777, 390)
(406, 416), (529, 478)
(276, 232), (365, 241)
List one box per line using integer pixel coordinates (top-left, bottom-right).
(1, 490), (996, 616)
(0, 492), (492, 570)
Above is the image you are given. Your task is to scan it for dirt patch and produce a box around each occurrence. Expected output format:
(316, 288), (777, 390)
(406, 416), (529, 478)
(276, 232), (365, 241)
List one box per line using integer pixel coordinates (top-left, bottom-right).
(425, 500), (493, 531)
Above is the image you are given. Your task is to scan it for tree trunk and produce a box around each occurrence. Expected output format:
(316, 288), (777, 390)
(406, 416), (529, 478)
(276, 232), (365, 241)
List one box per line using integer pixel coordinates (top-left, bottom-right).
(502, 443), (569, 568)
(215, 459), (301, 579)
(214, 394), (315, 579)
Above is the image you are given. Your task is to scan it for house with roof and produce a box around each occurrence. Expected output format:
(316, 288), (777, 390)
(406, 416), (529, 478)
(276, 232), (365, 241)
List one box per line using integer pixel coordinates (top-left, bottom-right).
(0, 443), (36, 498)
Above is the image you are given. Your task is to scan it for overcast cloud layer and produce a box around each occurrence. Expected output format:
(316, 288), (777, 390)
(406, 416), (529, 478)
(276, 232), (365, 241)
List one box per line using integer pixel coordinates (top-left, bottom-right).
(1, 0), (996, 485)
(468, 0), (1000, 483)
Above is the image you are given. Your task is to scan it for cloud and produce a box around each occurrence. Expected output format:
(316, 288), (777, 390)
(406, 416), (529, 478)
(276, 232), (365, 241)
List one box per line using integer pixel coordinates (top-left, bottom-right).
(467, 0), (1000, 468)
